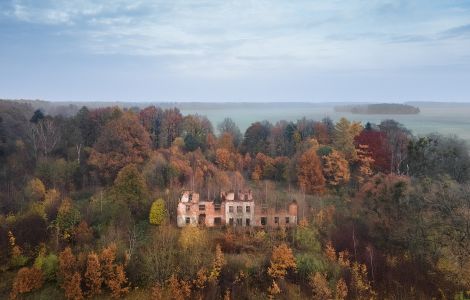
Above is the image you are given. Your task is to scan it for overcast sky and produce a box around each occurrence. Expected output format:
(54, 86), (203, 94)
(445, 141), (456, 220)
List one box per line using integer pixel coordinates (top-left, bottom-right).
(1, 0), (470, 102)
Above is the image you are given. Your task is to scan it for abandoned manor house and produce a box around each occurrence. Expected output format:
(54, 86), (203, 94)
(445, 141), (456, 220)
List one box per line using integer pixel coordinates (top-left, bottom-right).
(177, 190), (298, 227)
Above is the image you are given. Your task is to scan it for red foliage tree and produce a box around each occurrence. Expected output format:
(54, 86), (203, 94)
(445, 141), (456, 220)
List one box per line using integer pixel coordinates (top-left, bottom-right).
(355, 130), (391, 173)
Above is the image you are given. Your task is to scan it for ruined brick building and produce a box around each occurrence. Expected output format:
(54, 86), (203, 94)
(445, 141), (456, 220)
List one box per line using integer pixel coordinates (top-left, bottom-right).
(177, 190), (298, 227)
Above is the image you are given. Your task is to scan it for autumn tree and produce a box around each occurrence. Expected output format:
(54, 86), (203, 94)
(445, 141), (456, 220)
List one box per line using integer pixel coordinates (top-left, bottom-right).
(355, 129), (391, 172)
(267, 280), (281, 300)
(358, 173), (410, 251)
(355, 144), (375, 184)
(167, 274), (191, 300)
(217, 117), (242, 147)
(309, 272), (332, 300)
(59, 247), (76, 283)
(350, 262), (376, 300)
(333, 118), (362, 160)
(242, 121), (271, 155)
(111, 164), (149, 218)
(64, 272), (84, 300)
(10, 267), (44, 299)
(25, 178), (46, 201)
(56, 198), (81, 240)
(314, 122), (330, 144)
(149, 198), (166, 225)
(215, 148), (235, 171)
(182, 114), (213, 151)
(139, 106), (164, 149)
(34, 250), (58, 282)
(8, 231), (27, 268)
(100, 244), (129, 298)
(267, 243), (297, 280)
(297, 148), (325, 194)
(89, 112), (151, 182)
(209, 244), (225, 282)
(178, 226), (208, 251)
(84, 252), (102, 297)
(159, 108), (183, 148)
(323, 150), (350, 186)
(335, 278), (348, 300)
(59, 247), (84, 300)
(73, 221), (94, 247)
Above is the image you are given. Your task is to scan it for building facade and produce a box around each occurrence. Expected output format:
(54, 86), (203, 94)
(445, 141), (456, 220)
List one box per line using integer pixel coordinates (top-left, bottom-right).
(177, 190), (298, 228)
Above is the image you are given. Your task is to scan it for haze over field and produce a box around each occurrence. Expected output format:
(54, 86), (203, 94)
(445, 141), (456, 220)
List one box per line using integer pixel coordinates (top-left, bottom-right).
(1, 0), (470, 102)
(2, 1), (470, 299)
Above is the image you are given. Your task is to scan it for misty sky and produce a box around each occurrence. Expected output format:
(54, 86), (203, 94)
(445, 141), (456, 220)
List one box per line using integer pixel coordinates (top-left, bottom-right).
(1, 0), (470, 102)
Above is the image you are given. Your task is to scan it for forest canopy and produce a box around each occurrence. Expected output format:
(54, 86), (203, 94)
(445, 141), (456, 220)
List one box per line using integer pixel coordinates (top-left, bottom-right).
(0, 99), (469, 299)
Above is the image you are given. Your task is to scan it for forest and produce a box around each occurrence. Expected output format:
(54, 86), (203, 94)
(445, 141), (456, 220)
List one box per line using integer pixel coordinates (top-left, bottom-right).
(334, 104), (420, 115)
(0, 99), (469, 299)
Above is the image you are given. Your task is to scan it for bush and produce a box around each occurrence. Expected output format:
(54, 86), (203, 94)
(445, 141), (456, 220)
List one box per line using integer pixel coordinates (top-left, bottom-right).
(296, 254), (326, 282)
(34, 253), (58, 281)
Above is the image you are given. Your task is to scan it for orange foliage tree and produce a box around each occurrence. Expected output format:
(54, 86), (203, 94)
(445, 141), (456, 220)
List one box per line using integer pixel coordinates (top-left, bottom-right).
(64, 272), (84, 300)
(351, 262), (376, 299)
(84, 252), (102, 297)
(59, 247), (83, 300)
(167, 274), (191, 300)
(297, 148), (326, 194)
(323, 150), (350, 186)
(215, 148), (235, 171)
(309, 272), (332, 299)
(355, 144), (375, 184)
(10, 267), (44, 299)
(100, 244), (129, 298)
(267, 243), (297, 280)
(89, 112), (151, 182)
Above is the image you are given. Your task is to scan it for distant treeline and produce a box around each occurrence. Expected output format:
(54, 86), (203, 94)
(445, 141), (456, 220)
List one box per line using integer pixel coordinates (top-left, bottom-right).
(335, 103), (420, 114)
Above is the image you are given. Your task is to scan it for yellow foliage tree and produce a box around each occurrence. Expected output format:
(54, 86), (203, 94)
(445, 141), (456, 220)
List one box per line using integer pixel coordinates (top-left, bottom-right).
(149, 198), (166, 225)
(350, 262), (376, 300)
(333, 118), (363, 161)
(209, 244), (225, 282)
(178, 226), (208, 251)
(267, 280), (281, 300)
(167, 274), (191, 300)
(335, 278), (348, 300)
(267, 243), (297, 280)
(323, 150), (350, 186)
(309, 272), (332, 300)
(25, 178), (46, 201)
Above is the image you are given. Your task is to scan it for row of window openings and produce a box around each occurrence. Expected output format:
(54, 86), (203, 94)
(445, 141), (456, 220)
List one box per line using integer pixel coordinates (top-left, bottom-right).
(187, 205), (250, 213)
(186, 205), (220, 212)
(185, 217), (290, 225)
(228, 205), (250, 213)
